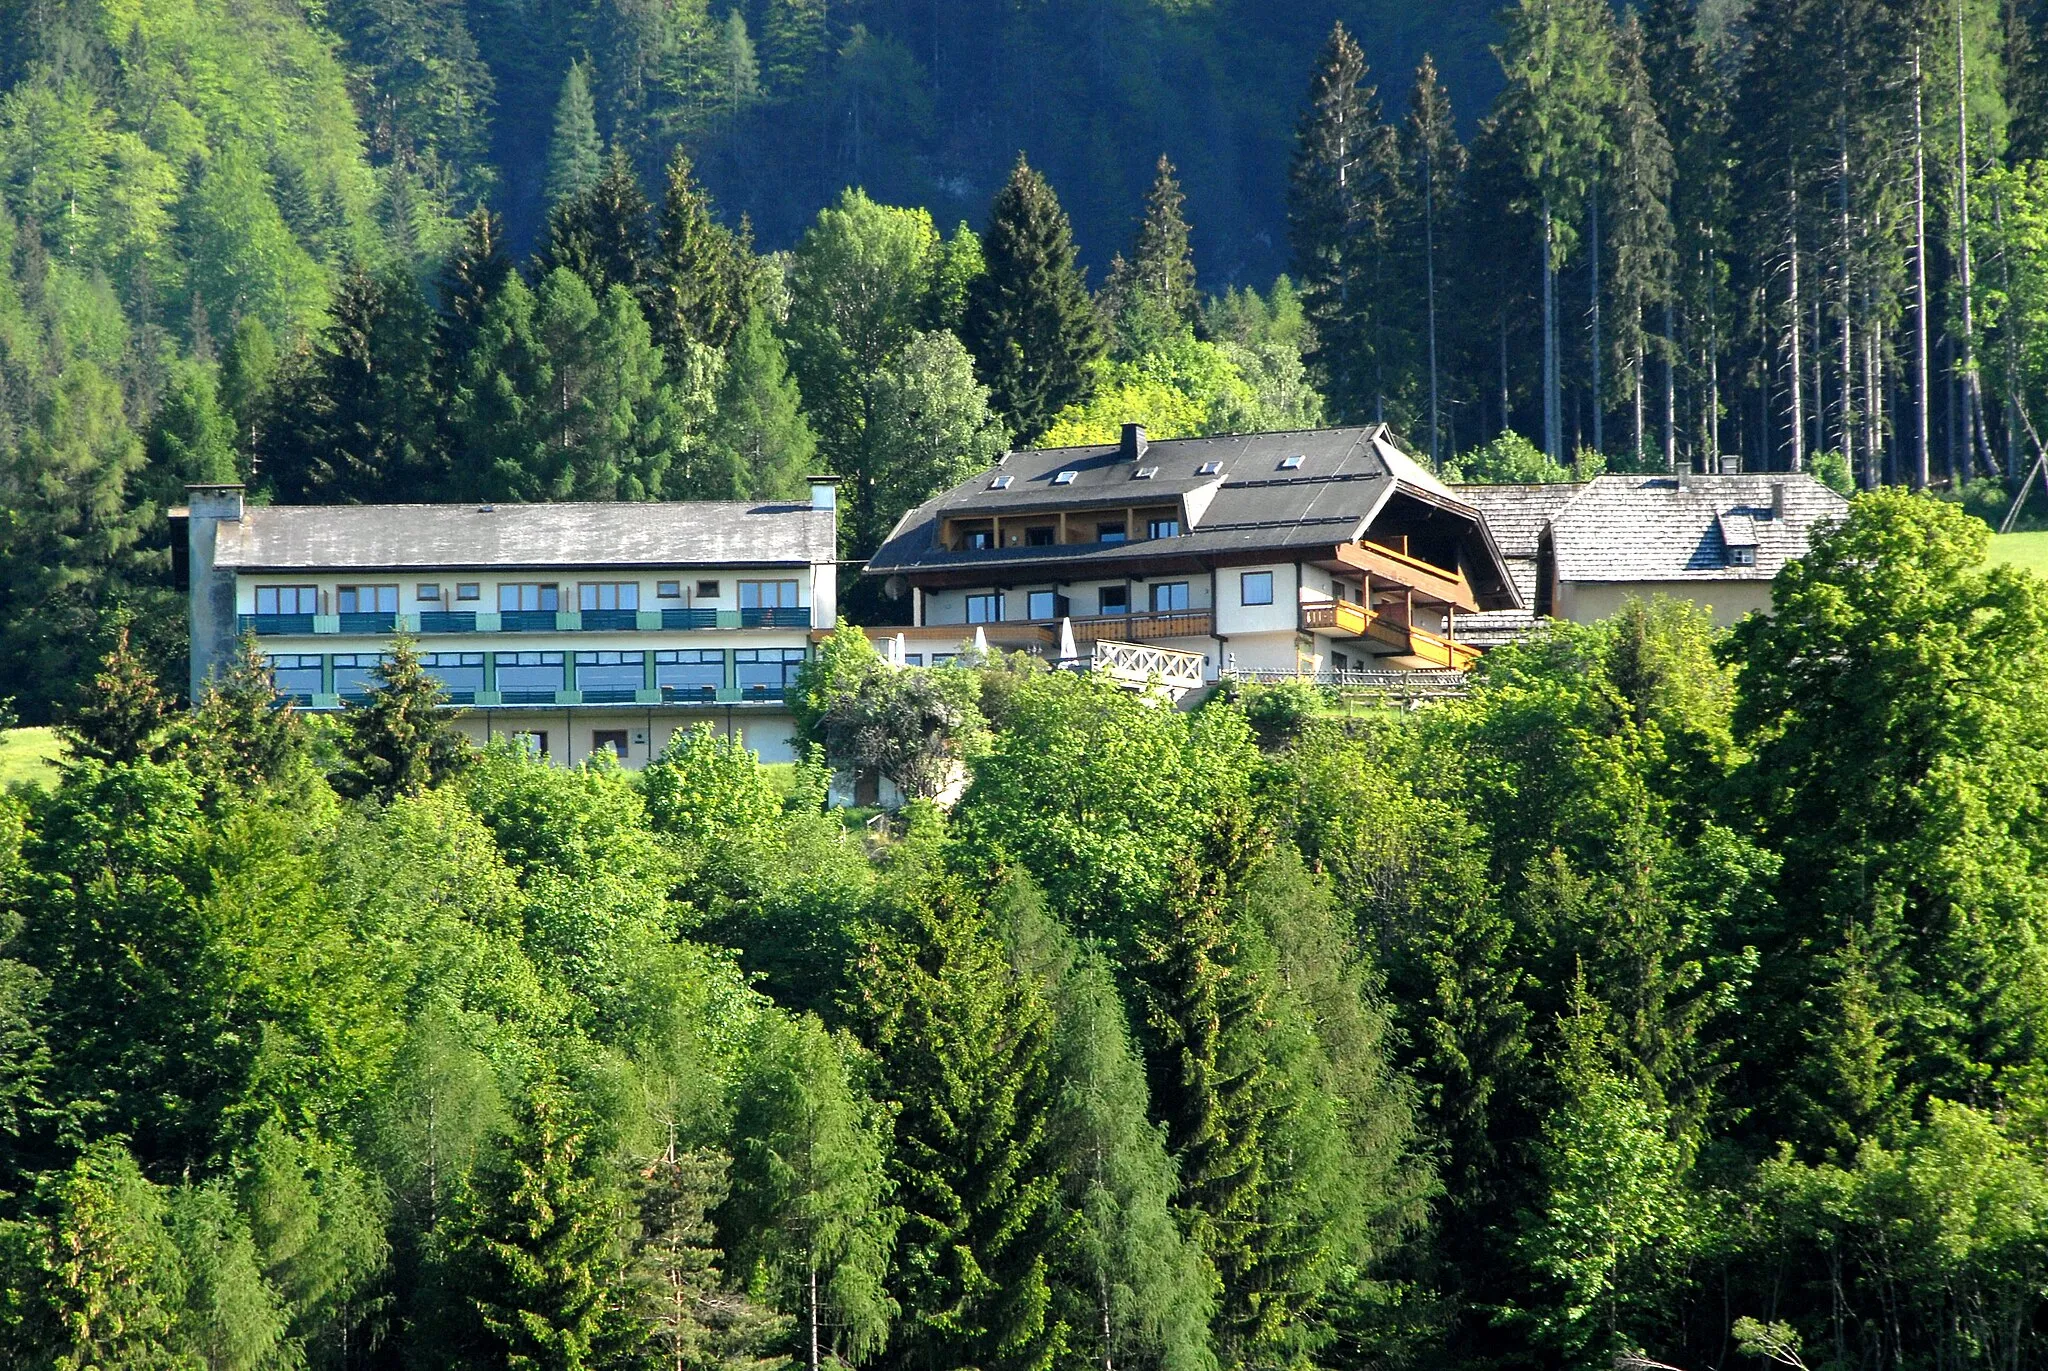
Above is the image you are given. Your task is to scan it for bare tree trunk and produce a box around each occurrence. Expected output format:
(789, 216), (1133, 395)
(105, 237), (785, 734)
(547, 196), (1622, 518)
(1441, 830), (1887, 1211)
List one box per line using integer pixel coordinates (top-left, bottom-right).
(1956, 0), (1995, 478)
(1543, 194), (1562, 459)
(1500, 312), (1510, 438)
(1840, 131), (1856, 471)
(809, 1255), (821, 1371)
(1787, 172), (1807, 472)
(1590, 184), (1604, 455)
(1663, 299), (1677, 470)
(1913, 44), (1933, 487)
(1424, 142), (1442, 466)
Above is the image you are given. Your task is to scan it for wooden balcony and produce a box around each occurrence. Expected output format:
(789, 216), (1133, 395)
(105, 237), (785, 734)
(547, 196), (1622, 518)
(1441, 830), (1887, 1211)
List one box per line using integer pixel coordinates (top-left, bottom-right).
(1068, 610), (1213, 643)
(1326, 539), (1479, 612)
(1090, 640), (1207, 699)
(1301, 597), (1373, 636)
(1301, 595), (1480, 670)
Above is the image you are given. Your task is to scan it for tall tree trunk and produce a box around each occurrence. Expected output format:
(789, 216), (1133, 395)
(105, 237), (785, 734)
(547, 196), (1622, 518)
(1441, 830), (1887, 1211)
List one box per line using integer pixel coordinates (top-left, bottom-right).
(1500, 311), (1510, 438)
(1913, 44), (1933, 488)
(1424, 144), (1441, 465)
(1956, 0), (1995, 478)
(1663, 298), (1677, 470)
(1787, 173), (1806, 473)
(1543, 194), (1562, 460)
(1590, 184), (1604, 455)
(1840, 132), (1856, 473)
(1996, 183), (2021, 479)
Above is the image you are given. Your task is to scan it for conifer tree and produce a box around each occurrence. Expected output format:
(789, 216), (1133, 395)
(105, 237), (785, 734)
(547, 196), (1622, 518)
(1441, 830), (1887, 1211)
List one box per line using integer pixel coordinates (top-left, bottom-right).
(1400, 55), (1465, 465)
(646, 147), (745, 355)
(454, 1079), (645, 1370)
(1101, 154), (1198, 358)
(1608, 15), (1678, 465)
(437, 204), (513, 366)
(179, 631), (304, 797)
(636, 1140), (787, 1371)
(545, 60), (604, 210)
(854, 869), (1069, 1371)
(335, 637), (471, 803)
(699, 306), (817, 500)
(58, 615), (171, 768)
(1288, 23), (1400, 425)
(725, 1013), (895, 1371)
(962, 157), (1105, 443)
(540, 144), (654, 296)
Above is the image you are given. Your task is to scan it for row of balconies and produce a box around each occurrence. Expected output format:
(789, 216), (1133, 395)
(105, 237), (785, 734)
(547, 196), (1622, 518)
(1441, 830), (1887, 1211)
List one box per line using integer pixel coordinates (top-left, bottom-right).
(283, 683), (790, 710)
(239, 607), (814, 636)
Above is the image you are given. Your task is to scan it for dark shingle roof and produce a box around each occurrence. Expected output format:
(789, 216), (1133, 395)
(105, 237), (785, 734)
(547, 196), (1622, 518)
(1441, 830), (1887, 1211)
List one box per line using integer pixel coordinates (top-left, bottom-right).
(1447, 483), (1586, 558)
(212, 501), (835, 571)
(868, 425), (1497, 582)
(1549, 474), (1847, 582)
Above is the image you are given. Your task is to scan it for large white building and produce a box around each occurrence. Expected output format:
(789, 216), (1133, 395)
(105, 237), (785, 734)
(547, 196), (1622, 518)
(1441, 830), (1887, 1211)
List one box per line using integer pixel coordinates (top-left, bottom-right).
(862, 424), (1520, 678)
(174, 482), (840, 766)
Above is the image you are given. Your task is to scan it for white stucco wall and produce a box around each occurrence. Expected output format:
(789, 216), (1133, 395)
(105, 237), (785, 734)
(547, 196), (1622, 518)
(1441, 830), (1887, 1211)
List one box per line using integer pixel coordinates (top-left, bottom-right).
(453, 707), (800, 768)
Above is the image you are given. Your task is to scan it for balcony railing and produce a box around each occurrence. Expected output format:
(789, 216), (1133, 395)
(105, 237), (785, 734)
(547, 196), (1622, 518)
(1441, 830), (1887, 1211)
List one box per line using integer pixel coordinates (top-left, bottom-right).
(736, 682), (788, 701)
(337, 612), (397, 634)
(740, 607), (810, 628)
(240, 614), (315, 635)
(419, 611), (477, 633)
(1301, 597), (1373, 637)
(500, 610), (559, 631)
(661, 683), (720, 702)
(662, 608), (720, 630)
(579, 687), (640, 703)
(1068, 610), (1212, 644)
(581, 610), (640, 631)
(499, 688), (559, 704)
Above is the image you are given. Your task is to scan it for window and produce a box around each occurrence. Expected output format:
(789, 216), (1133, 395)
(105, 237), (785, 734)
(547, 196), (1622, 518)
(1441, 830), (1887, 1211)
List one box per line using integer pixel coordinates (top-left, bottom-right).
(574, 650), (644, 695)
(930, 652), (956, 666)
(1728, 546), (1756, 566)
(495, 651), (565, 696)
(1027, 590), (1059, 620)
(989, 475), (1014, 490)
(1198, 461), (1222, 475)
(421, 652), (485, 696)
(739, 579), (800, 609)
(966, 592), (1005, 624)
(337, 585), (398, 614)
(1278, 455), (1304, 470)
(1240, 571), (1274, 606)
(266, 654), (323, 696)
(1150, 582), (1190, 612)
(331, 653), (390, 698)
(456, 583), (480, 602)
(735, 648), (806, 693)
(1098, 521), (1128, 544)
(511, 731), (549, 757)
(1148, 518), (1180, 539)
(578, 582), (640, 611)
(960, 525), (994, 550)
(1098, 586), (1129, 615)
(1134, 466), (1158, 480)
(655, 649), (723, 694)
(1025, 526), (1056, 546)
(592, 730), (629, 759)
(255, 585), (318, 616)
(416, 583), (442, 602)
(499, 583), (560, 612)
(904, 653), (925, 667)
(657, 580), (682, 599)
(1052, 470), (1078, 485)
(696, 580), (721, 598)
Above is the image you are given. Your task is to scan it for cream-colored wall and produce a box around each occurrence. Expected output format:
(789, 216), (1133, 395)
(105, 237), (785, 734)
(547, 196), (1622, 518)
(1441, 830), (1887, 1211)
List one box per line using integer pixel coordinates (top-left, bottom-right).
(1215, 564), (1299, 636)
(1219, 631), (1320, 675)
(1556, 579), (1773, 628)
(923, 576), (1213, 625)
(452, 707), (800, 768)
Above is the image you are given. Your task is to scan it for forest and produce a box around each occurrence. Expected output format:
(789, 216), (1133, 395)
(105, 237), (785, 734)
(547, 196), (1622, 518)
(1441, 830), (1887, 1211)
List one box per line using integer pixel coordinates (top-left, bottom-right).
(5, 491), (2048, 1371)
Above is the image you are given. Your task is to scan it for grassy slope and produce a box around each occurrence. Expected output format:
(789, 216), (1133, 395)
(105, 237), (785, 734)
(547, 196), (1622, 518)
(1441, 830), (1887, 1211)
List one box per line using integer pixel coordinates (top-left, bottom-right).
(0, 728), (61, 791)
(1989, 531), (2048, 577)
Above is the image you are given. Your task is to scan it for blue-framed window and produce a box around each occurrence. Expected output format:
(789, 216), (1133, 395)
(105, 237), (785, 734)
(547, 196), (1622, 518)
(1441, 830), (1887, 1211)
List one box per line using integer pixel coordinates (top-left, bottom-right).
(656, 649), (722, 695)
(421, 652), (485, 699)
(256, 585), (318, 615)
(332, 653), (389, 699)
(574, 650), (644, 700)
(499, 583), (560, 612)
(496, 651), (565, 699)
(337, 585), (398, 614)
(735, 648), (806, 696)
(578, 582), (640, 611)
(266, 654), (323, 698)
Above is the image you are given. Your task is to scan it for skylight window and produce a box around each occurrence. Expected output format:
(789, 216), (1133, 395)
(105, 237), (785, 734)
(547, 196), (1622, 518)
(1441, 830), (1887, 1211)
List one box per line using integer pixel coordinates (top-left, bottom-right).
(989, 475), (1013, 490)
(1278, 455), (1305, 470)
(1052, 470), (1078, 485)
(1198, 461), (1222, 475)
(1133, 466), (1158, 480)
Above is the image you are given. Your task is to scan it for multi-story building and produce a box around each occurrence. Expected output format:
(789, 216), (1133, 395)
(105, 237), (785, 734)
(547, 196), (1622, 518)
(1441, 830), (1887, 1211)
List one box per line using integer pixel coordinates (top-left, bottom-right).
(863, 424), (1519, 679)
(175, 482), (840, 765)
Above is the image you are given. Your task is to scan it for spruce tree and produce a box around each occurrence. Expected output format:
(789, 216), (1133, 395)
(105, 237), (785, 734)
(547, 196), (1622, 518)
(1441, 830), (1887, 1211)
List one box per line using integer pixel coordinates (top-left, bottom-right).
(540, 144), (653, 297)
(454, 1080), (645, 1370)
(1101, 154), (1198, 358)
(58, 615), (171, 768)
(179, 631), (304, 797)
(961, 156), (1104, 443)
(699, 305), (817, 501)
(853, 869), (1070, 1371)
(645, 147), (744, 355)
(1399, 55), (1465, 465)
(437, 204), (512, 366)
(1288, 22), (1400, 425)
(545, 59), (604, 210)
(335, 636), (471, 803)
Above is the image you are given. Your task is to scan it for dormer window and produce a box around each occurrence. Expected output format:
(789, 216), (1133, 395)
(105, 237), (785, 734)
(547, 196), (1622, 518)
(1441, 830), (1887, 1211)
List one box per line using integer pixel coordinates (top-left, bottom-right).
(1052, 470), (1078, 485)
(1728, 546), (1757, 566)
(1134, 467), (1158, 480)
(990, 475), (1014, 490)
(1198, 461), (1222, 475)
(1279, 455), (1304, 470)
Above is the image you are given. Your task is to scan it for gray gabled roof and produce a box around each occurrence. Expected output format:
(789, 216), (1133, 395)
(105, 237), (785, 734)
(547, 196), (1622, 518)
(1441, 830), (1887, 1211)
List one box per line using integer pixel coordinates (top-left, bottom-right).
(210, 500), (836, 572)
(1447, 483), (1587, 558)
(1549, 474), (1847, 582)
(867, 426), (1507, 598)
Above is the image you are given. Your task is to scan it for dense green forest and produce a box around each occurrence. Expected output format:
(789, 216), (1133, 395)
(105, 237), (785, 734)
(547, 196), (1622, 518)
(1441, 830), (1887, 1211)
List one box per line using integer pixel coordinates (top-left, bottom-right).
(17, 0), (2048, 718)
(5, 491), (2048, 1371)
